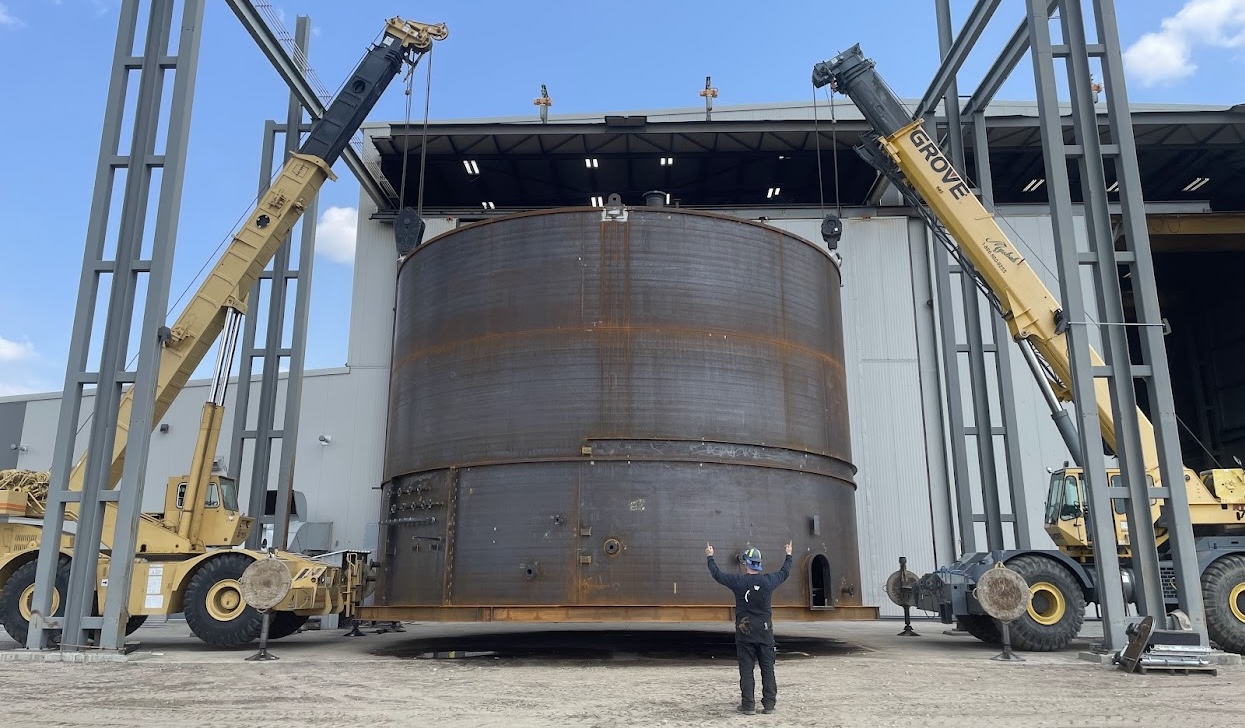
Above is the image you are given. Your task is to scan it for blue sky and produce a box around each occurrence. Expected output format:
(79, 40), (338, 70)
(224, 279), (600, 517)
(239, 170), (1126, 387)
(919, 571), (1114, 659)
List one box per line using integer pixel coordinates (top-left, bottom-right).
(1, 0), (1242, 396)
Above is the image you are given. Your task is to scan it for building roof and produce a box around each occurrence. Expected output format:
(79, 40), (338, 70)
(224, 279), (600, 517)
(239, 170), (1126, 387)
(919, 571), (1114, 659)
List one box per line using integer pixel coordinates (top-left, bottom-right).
(362, 99), (1245, 215)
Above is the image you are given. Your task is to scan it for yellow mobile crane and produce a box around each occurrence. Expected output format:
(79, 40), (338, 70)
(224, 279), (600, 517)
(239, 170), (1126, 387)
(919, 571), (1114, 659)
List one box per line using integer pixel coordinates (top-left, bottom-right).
(812, 46), (1245, 653)
(0, 17), (447, 648)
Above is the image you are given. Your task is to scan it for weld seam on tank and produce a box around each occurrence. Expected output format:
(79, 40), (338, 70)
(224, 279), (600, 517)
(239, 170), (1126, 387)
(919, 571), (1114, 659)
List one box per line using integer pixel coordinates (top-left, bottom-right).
(391, 326), (849, 370)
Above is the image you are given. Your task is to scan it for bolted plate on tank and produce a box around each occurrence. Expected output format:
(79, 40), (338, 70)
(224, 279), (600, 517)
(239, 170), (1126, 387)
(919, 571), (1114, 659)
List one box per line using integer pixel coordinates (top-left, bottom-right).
(375, 206), (863, 620)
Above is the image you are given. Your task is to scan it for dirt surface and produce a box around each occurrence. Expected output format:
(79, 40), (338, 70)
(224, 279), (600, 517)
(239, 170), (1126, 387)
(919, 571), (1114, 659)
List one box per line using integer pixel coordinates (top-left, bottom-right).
(1, 619), (1240, 727)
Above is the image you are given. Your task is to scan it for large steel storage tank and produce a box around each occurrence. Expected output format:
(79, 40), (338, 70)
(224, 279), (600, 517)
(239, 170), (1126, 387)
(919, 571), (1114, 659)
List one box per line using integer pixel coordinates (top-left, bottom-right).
(367, 201), (868, 622)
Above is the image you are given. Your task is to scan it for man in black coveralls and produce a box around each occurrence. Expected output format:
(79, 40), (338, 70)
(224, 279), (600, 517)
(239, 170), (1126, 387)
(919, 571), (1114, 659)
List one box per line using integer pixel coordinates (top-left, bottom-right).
(706, 540), (793, 715)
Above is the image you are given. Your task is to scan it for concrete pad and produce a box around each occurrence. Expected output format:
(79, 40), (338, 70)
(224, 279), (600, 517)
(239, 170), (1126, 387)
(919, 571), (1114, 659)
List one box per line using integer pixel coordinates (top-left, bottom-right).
(1, 649), (154, 663)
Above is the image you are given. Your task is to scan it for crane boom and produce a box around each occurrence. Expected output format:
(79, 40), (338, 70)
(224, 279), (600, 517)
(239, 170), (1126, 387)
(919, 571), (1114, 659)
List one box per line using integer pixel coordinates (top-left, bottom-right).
(68, 17), (447, 499)
(812, 44), (1160, 474)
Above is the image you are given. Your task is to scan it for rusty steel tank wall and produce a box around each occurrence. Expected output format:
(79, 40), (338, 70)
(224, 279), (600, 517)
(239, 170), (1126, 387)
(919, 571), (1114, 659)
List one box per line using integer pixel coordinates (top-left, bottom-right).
(371, 206), (866, 621)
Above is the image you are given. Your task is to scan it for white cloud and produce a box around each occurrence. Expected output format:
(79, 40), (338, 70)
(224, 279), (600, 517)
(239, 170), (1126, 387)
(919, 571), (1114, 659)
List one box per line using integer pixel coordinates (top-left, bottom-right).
(0, 337), (55, 397)
(316, 206), (358, 264)
(0, 336), (35, 362)
(0, 378), (55, 397)
(1124, 0), (1245, 86)
(0, 4), (22, 28)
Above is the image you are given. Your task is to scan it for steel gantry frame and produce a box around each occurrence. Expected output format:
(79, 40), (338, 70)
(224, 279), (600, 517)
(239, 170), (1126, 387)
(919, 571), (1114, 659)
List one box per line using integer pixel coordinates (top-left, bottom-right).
(225, 0), (395, 209)
(929, 0), (1032, 555)
(230, 15), (319, 552)
(1025, 0), (1206, 648)
(922, 0), (1206, 650)
(26, 0), (205, 652)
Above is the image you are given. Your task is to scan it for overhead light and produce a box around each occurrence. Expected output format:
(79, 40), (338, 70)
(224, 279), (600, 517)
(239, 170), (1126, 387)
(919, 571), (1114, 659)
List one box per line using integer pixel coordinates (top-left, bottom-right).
(665, 193), (672, 205)
(590, 195), (604, 206)
(482, 201), (496, 210)
(767, 187), (781, 199)
(462, 159), (480, 175)
(660, 157), (674, 166)
(585, 158), (599, 169)
(1182, 177), (1210, 192)
(1106, 181), (1119, 193)
(1022, 178), (1045, 193)
(778, 155), (790, 160)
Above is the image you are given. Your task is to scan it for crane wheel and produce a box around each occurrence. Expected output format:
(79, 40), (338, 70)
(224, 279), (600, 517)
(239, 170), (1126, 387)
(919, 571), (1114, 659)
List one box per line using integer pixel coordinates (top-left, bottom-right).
(0, 556), (71, 645)
(1002, 555), (1086, 651)
(1202, 555), (1245, 654)
(267, 612), (310, 640)
(125, 615), (148, 635)
(960, 614), (1001, 644)
(183, 554), (264, 648)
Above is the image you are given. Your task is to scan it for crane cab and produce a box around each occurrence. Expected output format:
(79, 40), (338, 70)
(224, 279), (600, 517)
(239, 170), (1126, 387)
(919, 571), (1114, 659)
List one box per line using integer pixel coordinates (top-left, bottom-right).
(1043, 467), (1162, 558)
(160, 475), (253, 548)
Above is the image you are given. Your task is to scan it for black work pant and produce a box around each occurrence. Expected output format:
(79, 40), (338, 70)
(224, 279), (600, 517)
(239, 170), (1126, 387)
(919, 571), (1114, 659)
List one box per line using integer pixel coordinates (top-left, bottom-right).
(736, 641), (777, 709)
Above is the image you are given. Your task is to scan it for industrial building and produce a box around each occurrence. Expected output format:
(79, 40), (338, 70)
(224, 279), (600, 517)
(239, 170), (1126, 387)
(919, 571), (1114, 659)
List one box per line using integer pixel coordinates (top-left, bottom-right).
(4, 95), (1242, 616)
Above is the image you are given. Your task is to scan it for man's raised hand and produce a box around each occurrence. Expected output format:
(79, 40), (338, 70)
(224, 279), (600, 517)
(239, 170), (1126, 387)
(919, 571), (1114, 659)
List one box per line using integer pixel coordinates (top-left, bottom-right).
(706, 543), (714, 557)
(785, 541), (793, 556)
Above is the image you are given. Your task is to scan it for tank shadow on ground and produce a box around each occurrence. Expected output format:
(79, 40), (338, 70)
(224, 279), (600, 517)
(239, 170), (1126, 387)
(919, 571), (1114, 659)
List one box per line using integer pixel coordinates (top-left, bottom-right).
(371, 630), (863, 665)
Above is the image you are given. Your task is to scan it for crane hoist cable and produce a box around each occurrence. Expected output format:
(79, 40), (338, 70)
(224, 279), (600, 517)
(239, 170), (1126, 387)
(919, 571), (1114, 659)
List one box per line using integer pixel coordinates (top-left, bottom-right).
(811, 86), (844, 250)
(396, 46), (435, 217)
(415, 47), (435, 221)
(828, 88), (842, 218)
(397, 61), (417, 208)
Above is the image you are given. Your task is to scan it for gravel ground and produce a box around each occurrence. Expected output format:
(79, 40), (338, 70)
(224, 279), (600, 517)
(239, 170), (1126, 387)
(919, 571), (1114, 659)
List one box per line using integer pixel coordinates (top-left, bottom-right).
(1, 619), (1240, 727)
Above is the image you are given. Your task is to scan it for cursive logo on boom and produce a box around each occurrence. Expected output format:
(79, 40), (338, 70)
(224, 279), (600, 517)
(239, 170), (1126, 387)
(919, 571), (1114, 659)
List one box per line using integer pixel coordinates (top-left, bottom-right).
(908, 128), (973, 200)
(988, 240), (1024, 266)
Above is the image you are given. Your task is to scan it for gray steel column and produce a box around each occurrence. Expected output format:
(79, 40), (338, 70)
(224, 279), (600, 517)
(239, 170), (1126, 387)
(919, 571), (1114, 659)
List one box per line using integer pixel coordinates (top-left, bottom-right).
(1059, 0), (1164, 619)
(1091, 0), (1207, 638)
(930, 236), (978, 554)
(272, 16), (318, 550)
(233, 17), (315, 551)
(927, 1), (976, 555)
(938, 0), (1005, 551)
(27, 0), (204, 652)
(973, 110), (1033, 549)
(918, 0), (1003, 119)
(1026, 0), (1128, 649)
(228, 119), (275, 534)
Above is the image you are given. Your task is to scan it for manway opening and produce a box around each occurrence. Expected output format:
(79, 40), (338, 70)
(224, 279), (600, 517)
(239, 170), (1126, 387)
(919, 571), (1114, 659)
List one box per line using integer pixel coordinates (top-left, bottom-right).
(373, 629), (862, 664)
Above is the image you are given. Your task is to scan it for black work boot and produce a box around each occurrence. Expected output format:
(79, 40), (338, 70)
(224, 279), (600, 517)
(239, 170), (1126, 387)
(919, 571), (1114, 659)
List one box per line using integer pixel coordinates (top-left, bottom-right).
(762, 706), (777, 715)
(737, 703), (757, 715)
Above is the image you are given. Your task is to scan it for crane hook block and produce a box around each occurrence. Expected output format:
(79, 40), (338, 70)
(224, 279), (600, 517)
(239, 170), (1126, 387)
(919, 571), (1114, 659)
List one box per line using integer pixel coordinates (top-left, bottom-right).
(821, 214), (843, 250)
(394, 206), (426, 256)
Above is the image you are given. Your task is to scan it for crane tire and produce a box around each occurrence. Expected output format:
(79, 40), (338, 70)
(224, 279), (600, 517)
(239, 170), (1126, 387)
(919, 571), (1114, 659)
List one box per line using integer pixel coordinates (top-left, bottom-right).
(125, 615), (148, 635)
(1202, 555), (1245, 655)
(960, 614), (1001, 644)
(267, 612), (310, 640)
(0, 556), (71, 645)
(1002, 555), (1086, 652)
(183, 554), (263, 648)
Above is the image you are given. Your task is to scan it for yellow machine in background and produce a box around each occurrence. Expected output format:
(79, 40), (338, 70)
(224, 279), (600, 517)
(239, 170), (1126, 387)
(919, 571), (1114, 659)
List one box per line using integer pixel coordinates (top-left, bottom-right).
(0, 16), (447, 648)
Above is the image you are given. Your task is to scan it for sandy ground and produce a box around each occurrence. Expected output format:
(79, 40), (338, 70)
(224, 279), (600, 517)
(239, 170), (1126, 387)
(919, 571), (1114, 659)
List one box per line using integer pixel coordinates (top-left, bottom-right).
(1, 618), (1241, 728)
